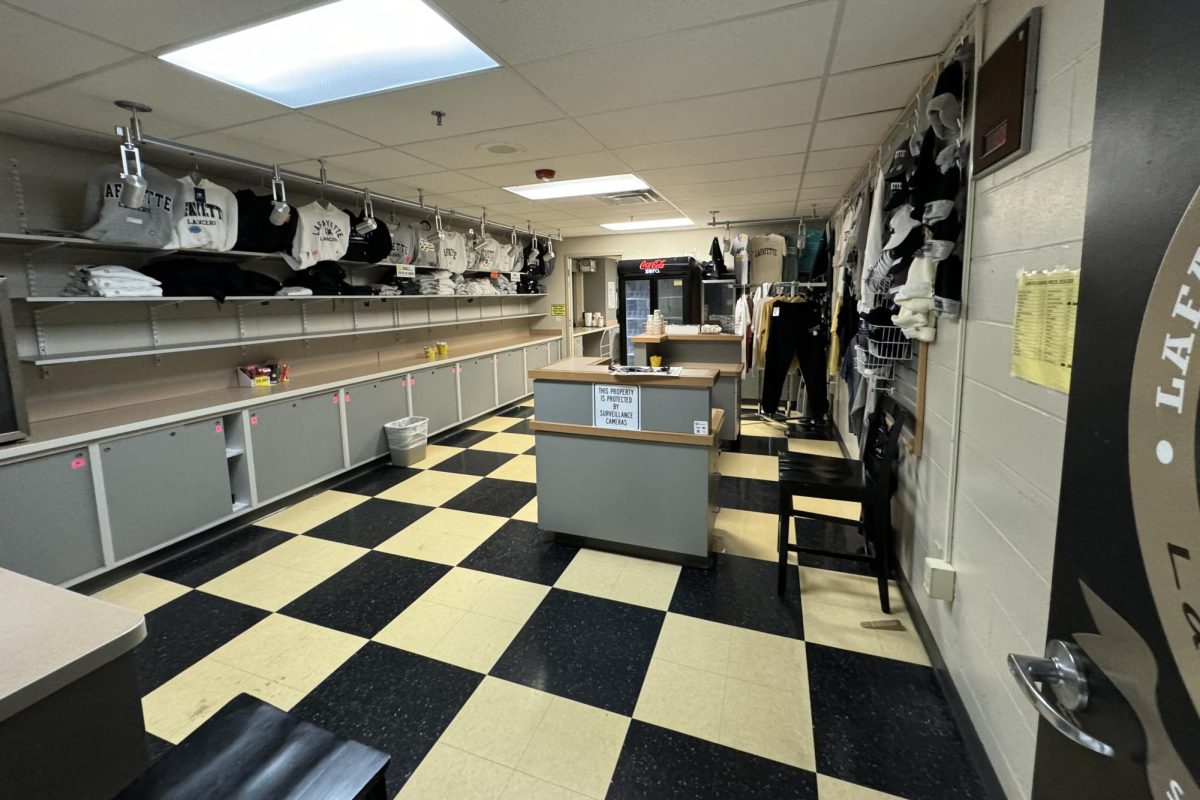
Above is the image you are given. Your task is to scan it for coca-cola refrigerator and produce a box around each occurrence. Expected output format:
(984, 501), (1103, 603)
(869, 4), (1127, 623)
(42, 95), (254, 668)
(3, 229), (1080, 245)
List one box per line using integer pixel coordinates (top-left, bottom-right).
(616, 256), (703, 364)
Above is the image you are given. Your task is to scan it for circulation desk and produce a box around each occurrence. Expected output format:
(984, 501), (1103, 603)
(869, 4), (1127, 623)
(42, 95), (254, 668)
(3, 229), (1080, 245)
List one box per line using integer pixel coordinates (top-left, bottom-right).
(528, 357), (722, 566)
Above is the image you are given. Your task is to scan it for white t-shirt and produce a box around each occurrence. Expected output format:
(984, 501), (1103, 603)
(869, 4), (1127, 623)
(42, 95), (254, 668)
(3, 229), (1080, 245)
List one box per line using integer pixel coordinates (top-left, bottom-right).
(288, 201), (350, 269)
(436, 231), (469, 274)
(169, 177), (238, 251)
(413, 224), (438, 266)
(749, 233), (785, 284)
(473, 236), (503, 272)
(384, 223), (417, 264)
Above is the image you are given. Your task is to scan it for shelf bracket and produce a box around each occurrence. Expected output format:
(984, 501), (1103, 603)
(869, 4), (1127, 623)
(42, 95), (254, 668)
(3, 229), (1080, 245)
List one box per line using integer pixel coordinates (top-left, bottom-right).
(39, 366), (51, 380)
(32, 308), (48, 356)
(148, 306), (161, 347)
(10, 157), (28, 233)
(236, 304), (247, 340)
(299, 303), (310, 335)
(23, 250), (37, 296)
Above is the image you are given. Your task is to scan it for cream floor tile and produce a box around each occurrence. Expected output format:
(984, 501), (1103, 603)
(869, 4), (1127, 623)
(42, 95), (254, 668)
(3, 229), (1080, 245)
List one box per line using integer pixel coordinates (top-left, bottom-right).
(799, 566), (904, 612)
(517, 696), (630, 800)
(398, 743), (513, 800)
(519, 399), (535, 407)
(469, 416), (522, 432)
(416, 508), (509, 541)
(726, 627), (807, 687)
(633, 659), (725, 742)
(499, 772), (589, 800)
(432, 612), (524, 673)
(719, 675), (815, 771)
(374, 526), (485, 565)
(376, 469), (481, 507)
(473, 432), (536, 454)
(817, 774), (906, 800)
(652, 613), (733, 675)
(512, 497), (539, 523)
(711, 507), (780, 562)
(553, 549), (680, 611)
(253, 535), (367, 575)
(373, 598), (465, 653)
(423, 568), (549, 624)
(717, 451), (780, 481)
(441, 677), (554, 767)
(788, 438), (845, 457)
(488, 454), (537, 483)
(256, 490), (368, 533)
(802, 598), (930, 666)
(792, 494), (861, 521)
(92, 573), (189, 614)
(198, 560), (334, 612)
(409, 444), (466, 469)
(740, 420), (787, 438)
(142, 657), (304, 744)
(207, 614), (366, 693)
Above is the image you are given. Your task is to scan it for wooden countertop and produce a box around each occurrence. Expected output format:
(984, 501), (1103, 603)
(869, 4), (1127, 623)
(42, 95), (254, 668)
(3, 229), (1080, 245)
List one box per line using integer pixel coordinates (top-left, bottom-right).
(531, 408), (724, 448)
(668, 361), (744, 377)
(0, 332), (562, 464)
(630, 333), (741, 344)
(0, 569), (146, 722)
(530, 358), (718, 388)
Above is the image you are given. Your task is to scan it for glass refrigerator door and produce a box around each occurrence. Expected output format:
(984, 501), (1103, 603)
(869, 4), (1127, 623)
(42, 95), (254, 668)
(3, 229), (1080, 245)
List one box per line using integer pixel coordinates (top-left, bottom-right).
(656, 277), (686, 323)
(623, 279), (651, 364)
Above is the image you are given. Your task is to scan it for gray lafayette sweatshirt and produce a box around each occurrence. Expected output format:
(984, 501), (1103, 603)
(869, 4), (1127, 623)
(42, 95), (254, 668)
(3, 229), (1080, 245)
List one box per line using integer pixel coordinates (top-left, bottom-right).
(80, 164), (181, 248)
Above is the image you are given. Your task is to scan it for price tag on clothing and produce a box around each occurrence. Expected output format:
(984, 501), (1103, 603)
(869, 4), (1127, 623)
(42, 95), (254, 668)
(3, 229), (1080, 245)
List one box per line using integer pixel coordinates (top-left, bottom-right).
(693, 420), (709, 435)
(395, 264), (416, 278)
(772, 306), (780, 316)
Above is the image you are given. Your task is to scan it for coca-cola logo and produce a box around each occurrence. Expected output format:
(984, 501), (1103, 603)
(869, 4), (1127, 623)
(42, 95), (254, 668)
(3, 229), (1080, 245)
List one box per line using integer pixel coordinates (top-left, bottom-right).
(639, 259), (666, 272)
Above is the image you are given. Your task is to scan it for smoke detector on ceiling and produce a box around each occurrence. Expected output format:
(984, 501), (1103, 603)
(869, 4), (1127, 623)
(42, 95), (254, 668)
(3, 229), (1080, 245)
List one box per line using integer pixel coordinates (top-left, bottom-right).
(599, 189), (664, 205)
(476, 142), (526, 155)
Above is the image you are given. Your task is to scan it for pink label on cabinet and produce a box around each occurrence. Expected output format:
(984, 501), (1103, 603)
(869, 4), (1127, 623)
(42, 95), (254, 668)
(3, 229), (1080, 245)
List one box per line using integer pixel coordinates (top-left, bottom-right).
(345, 393), (351, 402)
(70, 457), (86, 470)
(214, 424), (224, 433)
(333, 396), (339, 404)
(250, 415), (258, 425)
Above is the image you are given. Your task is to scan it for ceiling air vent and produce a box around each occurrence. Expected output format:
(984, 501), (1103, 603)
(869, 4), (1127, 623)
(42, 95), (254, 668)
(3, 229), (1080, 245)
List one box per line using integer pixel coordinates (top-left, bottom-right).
(600, 189), (663, 205)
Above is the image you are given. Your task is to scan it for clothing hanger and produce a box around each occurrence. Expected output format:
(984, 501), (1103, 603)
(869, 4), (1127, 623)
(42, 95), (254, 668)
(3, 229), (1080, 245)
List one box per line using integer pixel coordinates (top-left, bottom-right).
(434, 206), (445, 239)
(188, 161), (203, 184)
(317, 159), (330, 207)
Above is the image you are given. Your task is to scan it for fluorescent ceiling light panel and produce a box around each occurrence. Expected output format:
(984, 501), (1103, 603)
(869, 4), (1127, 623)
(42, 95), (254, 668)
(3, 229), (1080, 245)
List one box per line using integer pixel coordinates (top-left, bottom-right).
(601, 218), (694, 231)
(160, 0), (498, 108)
(504, 174), (648, 200)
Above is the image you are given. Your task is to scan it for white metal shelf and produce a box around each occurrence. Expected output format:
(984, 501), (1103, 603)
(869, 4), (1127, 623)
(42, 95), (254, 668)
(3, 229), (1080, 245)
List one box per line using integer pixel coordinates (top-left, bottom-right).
(21, 312), (547, 366)
(576, 325), (618, 336)
(17, 293), (546, 308)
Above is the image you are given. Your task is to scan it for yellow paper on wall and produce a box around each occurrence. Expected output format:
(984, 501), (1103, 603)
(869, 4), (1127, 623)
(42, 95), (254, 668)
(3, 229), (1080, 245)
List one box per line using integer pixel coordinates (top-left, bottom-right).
(1011, 268), (1081, 393)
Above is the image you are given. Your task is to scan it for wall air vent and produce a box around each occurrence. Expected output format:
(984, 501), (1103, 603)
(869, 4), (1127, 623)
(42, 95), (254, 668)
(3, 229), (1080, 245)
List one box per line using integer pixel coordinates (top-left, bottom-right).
(600, 190), (663, 205)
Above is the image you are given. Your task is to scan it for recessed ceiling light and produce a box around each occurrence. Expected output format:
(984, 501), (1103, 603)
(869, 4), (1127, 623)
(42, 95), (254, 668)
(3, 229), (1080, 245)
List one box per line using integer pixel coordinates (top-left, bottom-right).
(477, 142), (526, 155)
(601, 218), (694, 231)
(159, 0), (498, 109)
(504, 174), (649, 200)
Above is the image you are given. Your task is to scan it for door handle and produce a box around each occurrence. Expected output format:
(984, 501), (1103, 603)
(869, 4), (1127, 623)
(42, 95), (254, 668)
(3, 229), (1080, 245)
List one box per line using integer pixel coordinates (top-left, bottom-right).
(1008, 639), (1114, 757)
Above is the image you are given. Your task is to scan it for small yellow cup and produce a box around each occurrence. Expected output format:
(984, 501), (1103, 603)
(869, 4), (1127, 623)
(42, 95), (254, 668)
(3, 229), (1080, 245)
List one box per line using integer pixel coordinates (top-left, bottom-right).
(437, 341), (449, 356)
(649, 355), (663, 368)
(424, 346), (437, 360)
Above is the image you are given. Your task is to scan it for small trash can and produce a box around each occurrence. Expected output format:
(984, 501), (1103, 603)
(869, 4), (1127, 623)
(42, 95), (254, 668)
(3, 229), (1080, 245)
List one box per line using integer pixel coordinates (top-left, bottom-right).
(384, 416), (429, 467)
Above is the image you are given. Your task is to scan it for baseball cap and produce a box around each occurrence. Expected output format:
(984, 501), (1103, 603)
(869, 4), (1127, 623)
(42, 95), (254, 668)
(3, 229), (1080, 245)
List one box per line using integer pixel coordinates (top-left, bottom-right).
(884, 144), (914, 181)
(883, 204), (921, 250)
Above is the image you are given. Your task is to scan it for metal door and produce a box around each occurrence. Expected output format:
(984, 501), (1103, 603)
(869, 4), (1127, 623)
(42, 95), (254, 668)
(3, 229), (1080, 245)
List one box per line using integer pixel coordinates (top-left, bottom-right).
(459, 356), (497, 420)
(410, 366), (459, 434)
(497, 349), (526, 405)
(1008, 3), (1200, 795)
(345, 376), (409, 465)
(251, 393), (344, 503)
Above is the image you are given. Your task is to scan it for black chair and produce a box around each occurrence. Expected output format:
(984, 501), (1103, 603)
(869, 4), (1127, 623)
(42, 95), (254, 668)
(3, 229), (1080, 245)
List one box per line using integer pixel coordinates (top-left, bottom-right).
(776, 395), (909, 613)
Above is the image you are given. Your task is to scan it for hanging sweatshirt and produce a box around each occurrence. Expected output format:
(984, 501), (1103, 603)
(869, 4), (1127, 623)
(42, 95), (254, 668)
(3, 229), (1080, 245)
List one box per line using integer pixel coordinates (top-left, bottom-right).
(413, 224), (439, 266)
(749, 234), (785, 284)
(436, 231), (469, 274)
(80, 164), (181, 248)
(286, 201), (350, 270)
(473, 235), (504, 272)
(168, 176), (238, 251)
(384, 223), (417, 265)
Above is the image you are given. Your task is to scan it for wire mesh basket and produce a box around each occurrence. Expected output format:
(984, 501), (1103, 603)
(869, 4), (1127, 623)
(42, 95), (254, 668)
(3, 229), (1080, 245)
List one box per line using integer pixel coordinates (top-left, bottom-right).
(855, 346), (895, 381)
(861, 282), (894, 310)
(865, 323), (914, 361)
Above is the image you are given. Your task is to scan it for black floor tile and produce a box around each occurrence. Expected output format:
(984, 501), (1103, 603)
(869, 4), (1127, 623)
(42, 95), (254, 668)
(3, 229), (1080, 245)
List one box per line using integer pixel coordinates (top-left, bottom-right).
(135, 592), (269, 694)
(491, 589), (663, 715)
(429, 449), (515, 476)
(718, 475), (779, 514)
(525, 445), (536, 455)
(788, 424), (836, 441)
(334, 465), (423, 496)
(496, 405), (535, 418)
(290, 642), (482, 793)
(441, 477), (538, 518)
(144, 732), (173, 765)
(145, 526), (294, 587)
(807, 644), (987, 800)
(669, 553), (803, 639)
(608, 720), (818, 800)
(435, 428), (493, 448)
(794, 518), (878, 578)
(736, 435), (792, 456)
(305, 498), (432, 549)
(281, 552), (448, 638)
(459, 520), (578, 585)
(504, 418), (533, 435)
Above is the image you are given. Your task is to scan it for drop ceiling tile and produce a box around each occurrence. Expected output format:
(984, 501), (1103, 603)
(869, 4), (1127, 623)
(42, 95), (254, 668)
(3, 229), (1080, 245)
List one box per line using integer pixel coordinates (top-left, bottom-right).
(664, 175), (804, 201)
(575, 79), (820, 149)
(180, 114), (377, 165)
(796, 186), (844, 203)
(641, 154), (808, 187)
(568, 203), (677, 222)
(616, 125), (811, 171)
(461, 151), (630, 188)
(6, 0), (309, 51)
(516, 2), (838, 116)
(322, 148), (442, 181)
(440, 188), (534, 208)
(0, 111), (113, 151)
(4, 58), (287, 139)
(832, 0), (975, 73)
(305, 69), (564, 146)
(434, 0), (800, 65)
(401, 120), (606, 170)
(0, 6), (133, 102)
(665, 189), (799, 211)
(280, 159), (374, 186)
(801, 167), (861, 189)
(403, 171), (490, 194)
(803, 144), (876, 173)
(819, 57), (936, 120)
(809, 110), (900, 151)
(558, 225), (607, 237)
(681, 202), (797, 220)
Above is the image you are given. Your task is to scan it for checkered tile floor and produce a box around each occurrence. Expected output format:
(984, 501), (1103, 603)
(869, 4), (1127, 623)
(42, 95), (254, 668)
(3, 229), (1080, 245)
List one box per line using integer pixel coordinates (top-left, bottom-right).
(93, 400), (987, 800)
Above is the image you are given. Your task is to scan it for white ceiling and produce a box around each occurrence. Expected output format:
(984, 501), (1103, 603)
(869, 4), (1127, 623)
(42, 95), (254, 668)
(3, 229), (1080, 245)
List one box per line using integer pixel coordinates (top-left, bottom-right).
(0, 0), (972, 237)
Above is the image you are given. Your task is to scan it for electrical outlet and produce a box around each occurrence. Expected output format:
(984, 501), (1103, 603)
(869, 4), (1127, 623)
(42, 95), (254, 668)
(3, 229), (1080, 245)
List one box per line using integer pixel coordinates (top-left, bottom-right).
(923, 557), (957, 601)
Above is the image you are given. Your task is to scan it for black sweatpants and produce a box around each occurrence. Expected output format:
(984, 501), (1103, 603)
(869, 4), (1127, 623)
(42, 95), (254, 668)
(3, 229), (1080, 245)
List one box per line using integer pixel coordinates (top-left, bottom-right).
(760, 301), (828, 417)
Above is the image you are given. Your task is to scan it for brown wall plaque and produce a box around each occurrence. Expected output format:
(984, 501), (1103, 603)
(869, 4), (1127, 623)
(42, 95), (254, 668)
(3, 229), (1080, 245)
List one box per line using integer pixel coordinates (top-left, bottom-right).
(973, 7), (1042, 177)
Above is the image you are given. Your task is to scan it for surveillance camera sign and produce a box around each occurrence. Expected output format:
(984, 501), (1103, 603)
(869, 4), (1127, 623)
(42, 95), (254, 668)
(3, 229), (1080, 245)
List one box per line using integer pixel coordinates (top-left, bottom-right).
(593, 384), (640, 430)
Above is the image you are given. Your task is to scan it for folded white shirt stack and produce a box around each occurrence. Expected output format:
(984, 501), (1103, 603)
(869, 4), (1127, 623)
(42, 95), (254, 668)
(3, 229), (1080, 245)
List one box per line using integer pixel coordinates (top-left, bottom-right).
(64, 265), (162, 297)
(417, 269), (456, 296)
(891, 256), (937, 342)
